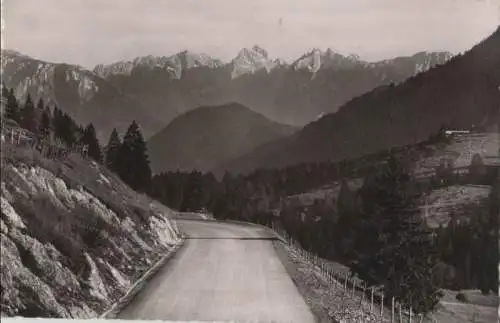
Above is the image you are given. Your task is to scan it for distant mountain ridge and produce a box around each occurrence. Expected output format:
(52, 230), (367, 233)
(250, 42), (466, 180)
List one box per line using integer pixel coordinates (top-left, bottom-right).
(93, 50), (223, 79)
(92, 46), (452, 128)
(1, 46), (452, 142)
(217, 28), (500, 175)
(95, 46), (452, 81)
(146, 102), (298, 174)
(0, 49), (165, 142)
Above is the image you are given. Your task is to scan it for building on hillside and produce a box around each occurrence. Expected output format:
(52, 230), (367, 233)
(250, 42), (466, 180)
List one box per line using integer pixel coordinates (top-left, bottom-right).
(445, 129), (470, 136)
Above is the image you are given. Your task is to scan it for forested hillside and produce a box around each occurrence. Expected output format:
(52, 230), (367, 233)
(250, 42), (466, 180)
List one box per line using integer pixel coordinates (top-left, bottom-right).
(219, 27), (500, 175)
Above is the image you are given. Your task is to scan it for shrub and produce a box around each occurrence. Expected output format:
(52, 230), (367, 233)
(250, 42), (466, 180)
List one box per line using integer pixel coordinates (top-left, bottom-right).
(456, 292), (468, 303)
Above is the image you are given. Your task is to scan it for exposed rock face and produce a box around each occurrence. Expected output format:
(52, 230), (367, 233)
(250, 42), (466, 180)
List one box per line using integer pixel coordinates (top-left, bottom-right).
(1, 50), (98, 106)
(230, 46), (279, 79)
(0, 50), (165, 142)
(0, 148), (181, 318)
(93, 51), (223, 79)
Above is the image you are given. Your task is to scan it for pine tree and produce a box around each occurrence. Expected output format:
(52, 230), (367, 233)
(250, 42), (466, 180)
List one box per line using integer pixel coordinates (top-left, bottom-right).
(39, 106), (52, 139)
(352, 155), (442, 314)
(4, 88), (21, 123)
(477, 180), (499, 293)
(36, 98), (45, 112)
(21, 94), (38, 133)
(53, 106), (78, 147)
(117, 121), (152, 192)
(80, 123), (102, 162)
(105, 128), (122, 172)
(335, 179), (357, 258)
(469, 153), (486, 184)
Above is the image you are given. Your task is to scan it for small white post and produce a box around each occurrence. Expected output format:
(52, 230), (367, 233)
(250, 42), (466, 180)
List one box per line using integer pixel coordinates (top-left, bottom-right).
(380, 293), (384, 317)
(391, 297), (395, 323)
(370, 287), (374, 311)
(360, 284), (365, 306)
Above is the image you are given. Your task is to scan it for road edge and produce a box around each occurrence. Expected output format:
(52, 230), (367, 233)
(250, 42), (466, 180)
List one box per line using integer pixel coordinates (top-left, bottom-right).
(99, 237), (186, 319)
(272, 240), (337, 323)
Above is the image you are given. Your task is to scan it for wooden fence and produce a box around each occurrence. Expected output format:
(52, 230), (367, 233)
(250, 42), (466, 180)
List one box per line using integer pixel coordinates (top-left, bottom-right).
(268, 219), (434, 323)
(1, 127), (89, 160)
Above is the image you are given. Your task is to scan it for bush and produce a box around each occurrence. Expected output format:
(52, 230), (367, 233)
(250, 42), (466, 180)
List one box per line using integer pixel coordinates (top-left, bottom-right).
(456, 292), (468, 303)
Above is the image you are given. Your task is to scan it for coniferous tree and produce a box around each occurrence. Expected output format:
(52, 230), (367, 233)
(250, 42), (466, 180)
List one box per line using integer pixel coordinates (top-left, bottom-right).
(4, 88), (21, 124)
(352, 155), (442, 314)
(105, 128), (122, 172)
(36, 98), (45, 112)
(21, 94), (38, 133)
(335, 179), (358, 258)
(469, 153), (486, 184)
(117, 121), (152, 192)
(39, 106), (52, 139)
(53, 106), (78, 147)
(476, 180), (499, 293)
(81, 123), (102, 163)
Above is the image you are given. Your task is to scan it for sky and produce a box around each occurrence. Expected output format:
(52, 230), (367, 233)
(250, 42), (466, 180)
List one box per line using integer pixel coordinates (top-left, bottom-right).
(2, 0), (499, 69)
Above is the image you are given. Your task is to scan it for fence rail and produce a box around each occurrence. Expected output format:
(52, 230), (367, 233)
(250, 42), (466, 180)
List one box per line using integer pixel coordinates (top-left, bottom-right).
(1, 127), (89, 160)
(266, 219), (433, 323)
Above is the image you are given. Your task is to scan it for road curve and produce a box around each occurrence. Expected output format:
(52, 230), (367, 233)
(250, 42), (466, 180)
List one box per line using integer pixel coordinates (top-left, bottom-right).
(117, 220), (315, 323)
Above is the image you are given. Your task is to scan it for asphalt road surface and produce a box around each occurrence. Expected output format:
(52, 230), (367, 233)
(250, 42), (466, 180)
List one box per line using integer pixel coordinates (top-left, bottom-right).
(118, 220), (315, 322)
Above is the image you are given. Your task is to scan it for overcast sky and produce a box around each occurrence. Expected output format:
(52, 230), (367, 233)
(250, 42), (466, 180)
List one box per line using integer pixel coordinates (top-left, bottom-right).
(3, 0), (499, 69)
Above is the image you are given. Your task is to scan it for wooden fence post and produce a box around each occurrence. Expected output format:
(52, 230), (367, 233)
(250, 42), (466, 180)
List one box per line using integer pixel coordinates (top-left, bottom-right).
(409, 307), (412, 323)
(352, 279), (356, 297)
(399, 304), (402, 323)
(391, 297), (395, 323)
(380, 293), (384, 317)
(360, 283), (365, 306)
(370, 287), (374, 311)
(344, 273), (348, 290)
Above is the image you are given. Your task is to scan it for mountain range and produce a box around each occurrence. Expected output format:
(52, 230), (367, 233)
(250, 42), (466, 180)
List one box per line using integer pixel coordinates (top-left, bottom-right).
(94, 46), (452, 127)
(217, 27), (500, 175)
(0, 49), (164, 142)
(1, 47), (451, 142)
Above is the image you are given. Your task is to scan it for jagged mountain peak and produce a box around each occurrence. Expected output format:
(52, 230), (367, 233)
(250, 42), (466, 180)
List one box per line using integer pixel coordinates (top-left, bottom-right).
(235, 45), (269, 60)
(172, 50), (223, 68)
(251, 45), (269, 58)
(94, 50), (222, 79)
(292, 48), (364, 73)
(231, 45), (278, 79)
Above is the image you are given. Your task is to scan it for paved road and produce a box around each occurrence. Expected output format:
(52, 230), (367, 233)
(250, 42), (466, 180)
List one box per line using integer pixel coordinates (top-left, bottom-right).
(118, 220), (315, 323)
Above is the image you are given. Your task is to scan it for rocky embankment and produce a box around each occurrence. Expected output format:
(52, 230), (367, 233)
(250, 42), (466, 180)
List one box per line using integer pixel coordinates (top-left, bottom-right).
(1, 146), (182, 318)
